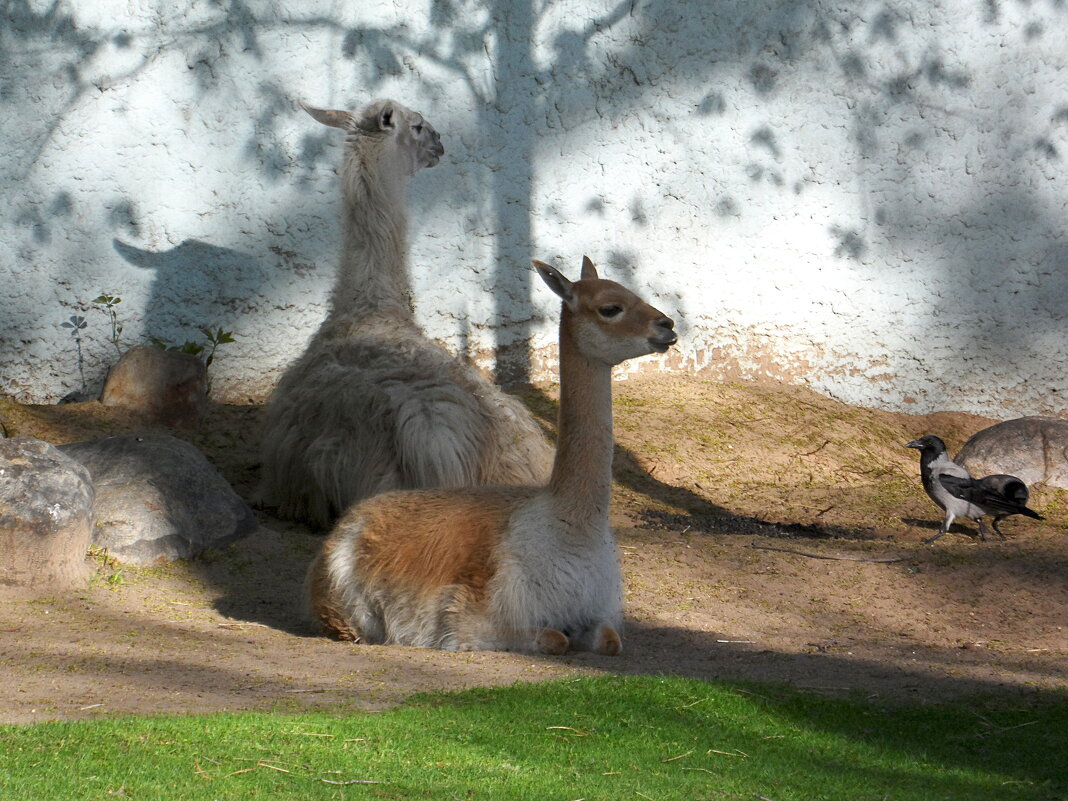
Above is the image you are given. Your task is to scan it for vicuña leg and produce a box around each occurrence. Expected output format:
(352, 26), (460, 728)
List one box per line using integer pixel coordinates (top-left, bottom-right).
(535, 628), (571, 655)
(570, 623), (622, 656)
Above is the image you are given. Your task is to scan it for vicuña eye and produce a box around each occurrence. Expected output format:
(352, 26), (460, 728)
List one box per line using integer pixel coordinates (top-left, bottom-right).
(598, 305), (623, 318)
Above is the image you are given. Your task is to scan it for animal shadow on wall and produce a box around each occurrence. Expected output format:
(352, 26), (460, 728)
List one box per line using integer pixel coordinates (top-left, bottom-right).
(112, 238), (272, 353)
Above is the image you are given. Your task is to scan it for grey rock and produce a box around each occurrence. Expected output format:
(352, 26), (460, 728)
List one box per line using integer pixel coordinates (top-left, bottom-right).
(0, 438), (94, 587)
(956, 416), (1068, 489)
(59, 434), (257, 565)
(100, 345), (208, 428)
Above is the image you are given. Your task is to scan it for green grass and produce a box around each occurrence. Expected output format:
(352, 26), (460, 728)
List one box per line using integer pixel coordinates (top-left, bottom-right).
(1, 676), (1065, 800)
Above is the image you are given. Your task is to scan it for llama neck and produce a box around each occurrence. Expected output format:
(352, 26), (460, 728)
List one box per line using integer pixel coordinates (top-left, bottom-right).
(327, 153), (415, 322)
(548, 316), (615, 522)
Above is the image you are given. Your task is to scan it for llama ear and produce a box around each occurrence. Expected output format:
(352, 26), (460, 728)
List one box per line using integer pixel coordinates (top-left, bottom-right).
(301, 103), (353, 130)
(378, 104), (396, 131)
(580, 255), (599, 281)
(533, 260), (576, 306)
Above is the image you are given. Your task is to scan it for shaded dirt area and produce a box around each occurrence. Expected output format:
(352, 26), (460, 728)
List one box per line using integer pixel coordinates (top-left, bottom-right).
(1, 375), (1066, 725)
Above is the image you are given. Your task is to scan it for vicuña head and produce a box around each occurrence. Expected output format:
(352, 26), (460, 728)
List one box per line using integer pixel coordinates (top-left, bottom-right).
(306, 255), (677, 655)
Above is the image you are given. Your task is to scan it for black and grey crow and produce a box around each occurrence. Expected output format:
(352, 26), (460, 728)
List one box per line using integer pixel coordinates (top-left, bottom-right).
(905, 434), (1043, 544)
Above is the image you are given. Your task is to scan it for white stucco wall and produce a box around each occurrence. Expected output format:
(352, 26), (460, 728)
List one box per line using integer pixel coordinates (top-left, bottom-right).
(2, 0), (1066, 417)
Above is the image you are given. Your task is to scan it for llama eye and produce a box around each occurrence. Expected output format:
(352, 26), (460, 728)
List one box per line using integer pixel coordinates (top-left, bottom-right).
(598, 305), (623, 319)
(412, 124), (423, 134)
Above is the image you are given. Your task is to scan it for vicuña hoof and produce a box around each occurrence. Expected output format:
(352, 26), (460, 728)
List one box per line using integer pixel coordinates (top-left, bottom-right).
(596, 625), (622, 656)
(315, 605), (361, 642)
(536, 628), (570, 655)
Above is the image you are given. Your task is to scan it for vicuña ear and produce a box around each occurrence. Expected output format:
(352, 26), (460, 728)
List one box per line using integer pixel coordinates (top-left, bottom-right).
(533, 260), (576, 307)
(301, 103), (353, 130)
(580, 255), (599, 280)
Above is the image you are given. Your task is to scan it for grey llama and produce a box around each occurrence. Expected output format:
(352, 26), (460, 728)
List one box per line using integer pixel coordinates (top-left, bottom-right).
(260, 99), (553, 527)
(307, 256), (678, 654)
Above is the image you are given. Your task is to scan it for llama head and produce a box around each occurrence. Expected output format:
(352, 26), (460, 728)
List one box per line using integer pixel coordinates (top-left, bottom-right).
(303, 98), (444, 176)
(533, 256), (677, 366)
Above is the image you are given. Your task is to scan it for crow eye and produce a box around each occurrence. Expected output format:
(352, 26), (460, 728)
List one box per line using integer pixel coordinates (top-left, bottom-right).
(598, 305), (623, 319)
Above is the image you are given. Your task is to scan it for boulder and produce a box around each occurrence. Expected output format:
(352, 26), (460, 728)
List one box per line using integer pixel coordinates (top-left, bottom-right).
(956, 416), (1068, 489)
(59, 434), (257, 565)
(100, 345), (208, 428)
(0, 438), (94, 588)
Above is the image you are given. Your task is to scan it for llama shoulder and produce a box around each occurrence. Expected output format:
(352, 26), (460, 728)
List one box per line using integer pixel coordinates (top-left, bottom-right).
(295, 317), (459, 380)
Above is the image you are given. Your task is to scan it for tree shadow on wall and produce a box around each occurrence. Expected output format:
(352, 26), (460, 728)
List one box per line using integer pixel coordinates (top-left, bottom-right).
(381, 0), (818, 383)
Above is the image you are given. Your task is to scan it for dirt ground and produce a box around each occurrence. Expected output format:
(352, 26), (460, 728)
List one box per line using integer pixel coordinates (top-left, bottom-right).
(1, 375), (1066, 725)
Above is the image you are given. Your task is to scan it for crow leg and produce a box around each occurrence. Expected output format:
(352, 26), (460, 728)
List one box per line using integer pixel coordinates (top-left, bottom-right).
(924, 512), (955, 545)
(989, 516), (1008, 540)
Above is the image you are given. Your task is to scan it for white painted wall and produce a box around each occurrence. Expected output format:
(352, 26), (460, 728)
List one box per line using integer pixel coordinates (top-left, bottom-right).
(3, 0), (1066, 417)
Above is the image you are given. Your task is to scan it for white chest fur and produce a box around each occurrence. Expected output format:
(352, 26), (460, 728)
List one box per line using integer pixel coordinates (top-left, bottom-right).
(489, 494), (623, 634)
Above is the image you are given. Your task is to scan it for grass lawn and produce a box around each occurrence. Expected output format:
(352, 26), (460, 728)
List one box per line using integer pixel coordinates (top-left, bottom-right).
(1, 675), (1064, 800)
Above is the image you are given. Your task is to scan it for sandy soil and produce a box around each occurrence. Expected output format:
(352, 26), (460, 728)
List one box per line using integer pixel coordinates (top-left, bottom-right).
(1, 375), (1065, 725)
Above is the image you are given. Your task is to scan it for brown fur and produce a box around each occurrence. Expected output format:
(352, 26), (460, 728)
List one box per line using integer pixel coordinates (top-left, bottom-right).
(306, 552), (360, 640)
(351, 486), (535, 593)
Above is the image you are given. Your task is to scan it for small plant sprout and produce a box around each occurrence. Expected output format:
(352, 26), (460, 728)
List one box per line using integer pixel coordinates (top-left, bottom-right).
(200, 327), (235, 368)
(148, 326), (236, 392)
(61, 314), (87, 336)
(149, 336), (204, 358)
(92, 294), (124, 355)
(148, 327), (234, 366)
(60, 314), (88, 392)
(88, 545), (125, 589)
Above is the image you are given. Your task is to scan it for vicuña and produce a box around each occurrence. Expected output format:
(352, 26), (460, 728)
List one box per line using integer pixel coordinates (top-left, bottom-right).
(307, 256), (677, 654)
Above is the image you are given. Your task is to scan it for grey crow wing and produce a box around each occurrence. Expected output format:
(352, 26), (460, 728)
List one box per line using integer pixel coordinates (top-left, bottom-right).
(978, 474), (1029, 506)
(937, 474), (1044, 520)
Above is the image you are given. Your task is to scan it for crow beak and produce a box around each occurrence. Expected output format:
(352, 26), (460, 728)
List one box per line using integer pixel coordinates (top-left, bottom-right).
(905, 440), (923, 449)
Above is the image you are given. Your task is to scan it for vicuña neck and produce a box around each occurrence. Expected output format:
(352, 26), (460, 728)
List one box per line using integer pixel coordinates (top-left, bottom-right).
(327, 154), (415, 322)
(549, 314), (615, 522)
